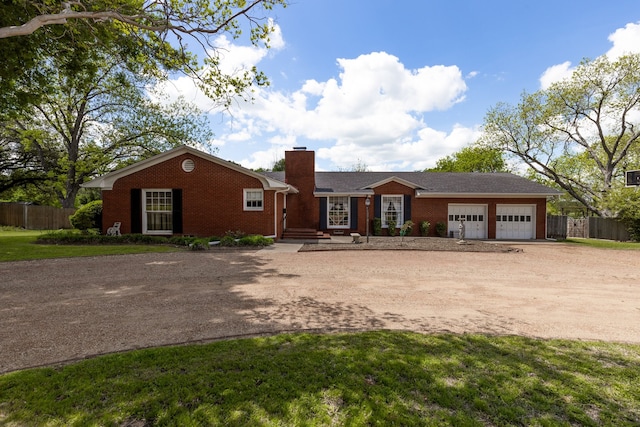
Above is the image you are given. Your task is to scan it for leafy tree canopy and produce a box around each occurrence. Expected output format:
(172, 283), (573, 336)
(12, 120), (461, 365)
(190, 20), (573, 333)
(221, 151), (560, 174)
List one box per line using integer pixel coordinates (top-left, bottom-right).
(0, 18), (214, 207)
(0, 1), (287, 208)
(255, 158), (284, 172)
(0, 1), (287, 112)
(426, 145), (508, 173)
(481, 53), (640, 217)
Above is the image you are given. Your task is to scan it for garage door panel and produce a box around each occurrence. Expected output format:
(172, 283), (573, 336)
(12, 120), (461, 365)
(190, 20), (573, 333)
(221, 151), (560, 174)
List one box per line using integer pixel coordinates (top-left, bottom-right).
(448, 205), (487, 239)
(496, 205), (535, 239)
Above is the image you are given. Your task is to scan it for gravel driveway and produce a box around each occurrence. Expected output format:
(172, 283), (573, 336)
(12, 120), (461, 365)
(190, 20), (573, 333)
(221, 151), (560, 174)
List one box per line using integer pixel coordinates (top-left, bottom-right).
(1, 241), (638, 373)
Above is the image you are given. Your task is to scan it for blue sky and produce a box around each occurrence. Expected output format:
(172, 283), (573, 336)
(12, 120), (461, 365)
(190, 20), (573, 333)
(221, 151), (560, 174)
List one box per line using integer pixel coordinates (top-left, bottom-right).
(159, 0), (640, 171)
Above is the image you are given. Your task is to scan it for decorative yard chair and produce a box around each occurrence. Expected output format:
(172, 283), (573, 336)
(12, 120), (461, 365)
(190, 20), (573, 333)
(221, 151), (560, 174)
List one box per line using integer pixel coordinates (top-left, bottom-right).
(106, 222), (121, 236)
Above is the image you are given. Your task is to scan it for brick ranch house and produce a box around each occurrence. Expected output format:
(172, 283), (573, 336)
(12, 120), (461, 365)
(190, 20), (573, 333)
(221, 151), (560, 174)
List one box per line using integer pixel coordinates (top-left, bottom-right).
(83, 145), (560, 240)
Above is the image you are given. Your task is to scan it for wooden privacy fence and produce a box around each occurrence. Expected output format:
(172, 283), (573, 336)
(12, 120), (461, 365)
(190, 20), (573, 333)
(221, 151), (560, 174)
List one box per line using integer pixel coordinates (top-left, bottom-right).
(547, 215), (631, 241)
(546, 215), (568, 239)
(0, 202), (75, 230)
(588, 217), (631, 241)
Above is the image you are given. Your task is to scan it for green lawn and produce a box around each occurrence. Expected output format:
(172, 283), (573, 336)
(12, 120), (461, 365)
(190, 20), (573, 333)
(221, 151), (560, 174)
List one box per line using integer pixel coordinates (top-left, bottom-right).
(1, 331), (639, 426)
(0, 229), (179, 262)
(563, 237), (640, 250)
(2, 229), (639, 424)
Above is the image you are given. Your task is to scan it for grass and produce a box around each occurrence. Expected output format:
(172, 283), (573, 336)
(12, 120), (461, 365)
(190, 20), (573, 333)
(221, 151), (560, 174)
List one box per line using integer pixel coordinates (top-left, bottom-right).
(0, 228), (179, 262)
(1, 229), (639, 424)
(563, 237), (640, 250)
(0, 331), (638, 426)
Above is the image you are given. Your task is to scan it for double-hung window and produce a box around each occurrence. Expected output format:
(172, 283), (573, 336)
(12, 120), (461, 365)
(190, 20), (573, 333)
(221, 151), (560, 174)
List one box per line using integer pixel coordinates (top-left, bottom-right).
(244, 189), (264, 211)
(328, 196), (349, 228)
(381, 195), (403, 227)
(143, 189), (172, 234)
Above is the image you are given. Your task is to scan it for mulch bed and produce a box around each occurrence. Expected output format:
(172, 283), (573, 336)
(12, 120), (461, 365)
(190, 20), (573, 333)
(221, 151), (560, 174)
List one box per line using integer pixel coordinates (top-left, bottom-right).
(299, 236), (521, 253)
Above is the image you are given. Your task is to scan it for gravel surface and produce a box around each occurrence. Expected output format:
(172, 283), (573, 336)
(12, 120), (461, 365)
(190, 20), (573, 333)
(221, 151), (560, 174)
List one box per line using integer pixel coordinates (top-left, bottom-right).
(299, 236), (520, 252)
(1, 240), (638, 373)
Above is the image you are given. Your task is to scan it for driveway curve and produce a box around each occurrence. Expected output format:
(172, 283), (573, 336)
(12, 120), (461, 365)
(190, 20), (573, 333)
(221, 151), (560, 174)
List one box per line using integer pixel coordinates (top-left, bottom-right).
(1, 242), (638, 373)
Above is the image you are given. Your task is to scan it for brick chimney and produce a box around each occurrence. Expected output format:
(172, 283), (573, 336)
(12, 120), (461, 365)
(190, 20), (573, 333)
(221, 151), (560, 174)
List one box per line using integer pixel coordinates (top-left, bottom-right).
(284, 147), (318, 229)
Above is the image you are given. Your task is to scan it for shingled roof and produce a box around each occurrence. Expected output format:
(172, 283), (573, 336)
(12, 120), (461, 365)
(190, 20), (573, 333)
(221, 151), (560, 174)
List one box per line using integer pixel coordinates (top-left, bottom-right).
(263, 171), (560, 197)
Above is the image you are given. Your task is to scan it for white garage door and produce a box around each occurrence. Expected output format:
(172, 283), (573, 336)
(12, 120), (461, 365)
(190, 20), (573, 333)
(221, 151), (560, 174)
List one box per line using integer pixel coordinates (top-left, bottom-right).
(496, 205), (535, 240)
(448, 205), (487, 239)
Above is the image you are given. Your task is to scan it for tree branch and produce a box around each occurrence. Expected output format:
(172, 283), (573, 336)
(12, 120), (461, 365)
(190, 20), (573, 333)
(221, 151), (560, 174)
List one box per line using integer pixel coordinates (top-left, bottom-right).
(0, 1), (272, 39)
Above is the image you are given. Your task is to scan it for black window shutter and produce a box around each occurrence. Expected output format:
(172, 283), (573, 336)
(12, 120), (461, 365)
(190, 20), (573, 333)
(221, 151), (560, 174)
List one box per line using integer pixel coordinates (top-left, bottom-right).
(172, 189), (183, 234)
(350, 197), (358, 230)
(374, 195), (381, 218)
(130, 189), (142, 234)
(319, 197), (327, 229)
(404, 195), (412, 222)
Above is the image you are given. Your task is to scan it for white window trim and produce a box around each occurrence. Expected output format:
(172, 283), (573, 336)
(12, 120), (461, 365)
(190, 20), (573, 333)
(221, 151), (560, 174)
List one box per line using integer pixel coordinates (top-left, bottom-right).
(244, 188), (264, 211)
(142, 189), (173, 235)
(327, 196), (350, 229)
(381, 195), (404, 228)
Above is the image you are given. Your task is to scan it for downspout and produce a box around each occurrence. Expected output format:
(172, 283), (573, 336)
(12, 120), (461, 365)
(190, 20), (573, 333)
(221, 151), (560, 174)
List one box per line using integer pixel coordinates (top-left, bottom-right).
(273, 187), (289, 239)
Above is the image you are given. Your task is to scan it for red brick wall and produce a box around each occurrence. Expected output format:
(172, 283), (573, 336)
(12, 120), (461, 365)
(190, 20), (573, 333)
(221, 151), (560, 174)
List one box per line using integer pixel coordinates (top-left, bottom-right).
(343, 181), (548, 239)
(411, 197), (547, 239)
(284, 149), (319, 229)
(102, 153), (279, 237)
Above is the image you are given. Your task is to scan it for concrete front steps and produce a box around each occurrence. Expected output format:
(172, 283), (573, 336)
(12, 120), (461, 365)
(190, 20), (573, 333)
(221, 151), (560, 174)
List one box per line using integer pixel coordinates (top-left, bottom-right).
(282, 228), (331, 240)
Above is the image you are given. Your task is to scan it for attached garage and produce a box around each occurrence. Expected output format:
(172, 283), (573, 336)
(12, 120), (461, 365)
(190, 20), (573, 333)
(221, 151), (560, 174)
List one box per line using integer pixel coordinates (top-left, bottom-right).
(448, 204), (487, 239)
(496, 205), (535, 240)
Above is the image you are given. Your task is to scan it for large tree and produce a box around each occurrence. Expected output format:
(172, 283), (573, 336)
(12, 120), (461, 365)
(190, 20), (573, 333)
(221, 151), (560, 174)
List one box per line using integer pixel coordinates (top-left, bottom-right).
(426, 145), (508, 173)
(0, 0), (286, 112)
(1, 0), (286, 207)
(1, 33), (213, 208)
(481, 54), (640, 217)
(0, 135), (48, 193)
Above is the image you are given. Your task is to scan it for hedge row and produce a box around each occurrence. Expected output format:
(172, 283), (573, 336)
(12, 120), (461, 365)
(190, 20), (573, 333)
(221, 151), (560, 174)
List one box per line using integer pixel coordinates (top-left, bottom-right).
(36, 232), (274, 248)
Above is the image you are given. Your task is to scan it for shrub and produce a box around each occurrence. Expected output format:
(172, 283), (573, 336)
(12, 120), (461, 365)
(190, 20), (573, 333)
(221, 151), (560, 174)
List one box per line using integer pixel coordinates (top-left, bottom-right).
(623, 218), (640, 242)
(69, 200), (102, 232)
(238, 235), (274, 246)
(225, 230), (246, 239)
(219, 235), (238, 246)
(387, 219), (397, 236)
(419, 220), (430, 237)
(189, 238), (210, 251)
(372, 218), (382, 236)
(167, 236), (198, 246)
(36, 230), (274, 248)
(400, 220), (414, 236)
(435, 221), (447, 237)
(36, 232), (168, 245)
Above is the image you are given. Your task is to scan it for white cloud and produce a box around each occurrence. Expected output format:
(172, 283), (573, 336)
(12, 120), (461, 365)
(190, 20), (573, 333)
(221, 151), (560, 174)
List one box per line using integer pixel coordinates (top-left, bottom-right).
(155, 31), (475, 171)
(606, 21), (640, 59)
(539, 61), (574, 90)
(212, 34), (271, 76)
(316, 124), (481, 171)
(222, 51), (471, 170)
(540, 21), (640, 89)
(238, 144), (290, 170)
(151, 21), (285, 111)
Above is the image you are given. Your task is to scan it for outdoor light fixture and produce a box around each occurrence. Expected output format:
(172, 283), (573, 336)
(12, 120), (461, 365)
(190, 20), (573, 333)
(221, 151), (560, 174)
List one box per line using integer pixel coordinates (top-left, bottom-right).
(365, 196), (371, 243)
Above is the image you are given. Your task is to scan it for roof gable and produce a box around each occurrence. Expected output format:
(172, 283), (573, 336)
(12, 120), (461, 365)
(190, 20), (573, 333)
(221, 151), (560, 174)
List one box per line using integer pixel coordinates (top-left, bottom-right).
(82, 145), (292, 191)
(365, 176), (421, 190)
